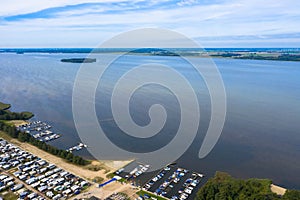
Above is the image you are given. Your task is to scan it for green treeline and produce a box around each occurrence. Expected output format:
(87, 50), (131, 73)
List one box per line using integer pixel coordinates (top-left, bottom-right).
(237, 54), (300, 61)
(0, 101), (33, 120)
(196, 172), (300, 200)
(0, 121), (90, 165)
(0, 109), (34, 120)
(210, 53), (300, 61)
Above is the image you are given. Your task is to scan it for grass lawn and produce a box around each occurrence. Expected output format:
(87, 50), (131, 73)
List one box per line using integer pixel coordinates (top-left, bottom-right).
(91, 176), (104, 184)
(1, 191), (19, 200)
(0, 130), (13, 142)
(20, 111), (34, 119)
(0, 102), (11, 110)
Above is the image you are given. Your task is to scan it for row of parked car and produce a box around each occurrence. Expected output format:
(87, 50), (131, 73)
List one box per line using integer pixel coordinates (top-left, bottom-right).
(0, 139), (90, 199)
(0, 173), (45, 199)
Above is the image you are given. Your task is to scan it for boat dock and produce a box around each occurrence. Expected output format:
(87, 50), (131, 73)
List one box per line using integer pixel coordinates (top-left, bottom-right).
(116, 163), (204, 200)
(66, 143), (87, 152)
(17, 120), (61, 142)
(142, 164), (204, 200)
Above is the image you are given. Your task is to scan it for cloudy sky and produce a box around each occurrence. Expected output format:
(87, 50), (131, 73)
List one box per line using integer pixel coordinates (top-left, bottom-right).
(1, 0), (300, 47)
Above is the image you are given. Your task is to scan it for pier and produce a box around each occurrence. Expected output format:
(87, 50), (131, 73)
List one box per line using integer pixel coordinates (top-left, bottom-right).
(17, 121), (61, 142)
(66, 143), (88, 152)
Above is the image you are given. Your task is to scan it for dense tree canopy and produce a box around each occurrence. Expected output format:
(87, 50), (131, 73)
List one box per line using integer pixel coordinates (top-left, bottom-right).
(0, 101), (33, 120)
(196, 172), (300, 200)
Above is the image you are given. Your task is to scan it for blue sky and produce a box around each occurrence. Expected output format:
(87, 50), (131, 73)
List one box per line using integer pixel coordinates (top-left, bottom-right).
(1, 0), (300, 47)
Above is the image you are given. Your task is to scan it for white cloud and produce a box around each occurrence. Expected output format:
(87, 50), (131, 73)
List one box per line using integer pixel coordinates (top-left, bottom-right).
(0, 0), (141, 16)
(0, 0), (299, 47)
(177, 0), (198, 6)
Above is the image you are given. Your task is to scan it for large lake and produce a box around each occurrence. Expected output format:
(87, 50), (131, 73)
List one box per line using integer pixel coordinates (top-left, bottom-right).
(0, 52), (299, 189)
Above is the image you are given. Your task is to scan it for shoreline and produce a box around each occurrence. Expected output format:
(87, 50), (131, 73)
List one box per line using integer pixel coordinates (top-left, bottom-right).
(1, 48), (300, 62)
(0, 127), (291, 199)
(0, 130), (139, 199)
(8, 120), (134, 172)
(0, 130), (133, 182)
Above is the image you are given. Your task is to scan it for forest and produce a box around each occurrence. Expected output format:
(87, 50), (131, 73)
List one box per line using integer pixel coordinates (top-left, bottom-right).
(196, 172), (300, 200)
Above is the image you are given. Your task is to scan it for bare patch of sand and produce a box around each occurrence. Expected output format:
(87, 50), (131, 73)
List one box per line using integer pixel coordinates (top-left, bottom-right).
(271, 184), (286, 196)
(72, 181), (138, 200)
(7, 120), (29, 126)
(98, 160), (134, 171)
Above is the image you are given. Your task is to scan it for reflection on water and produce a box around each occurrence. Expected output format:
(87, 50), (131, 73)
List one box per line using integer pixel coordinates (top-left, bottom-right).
(0, 53), (299, 189)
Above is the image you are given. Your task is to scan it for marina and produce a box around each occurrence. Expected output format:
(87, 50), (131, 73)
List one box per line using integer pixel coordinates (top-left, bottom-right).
(142, 164), (203, 200)
(126, 164), (150, 179)
(115, 163), (150, 182)
(17, 121), (61, 142)
(115, 163), (203, 200)
(1, 51), (300, 190)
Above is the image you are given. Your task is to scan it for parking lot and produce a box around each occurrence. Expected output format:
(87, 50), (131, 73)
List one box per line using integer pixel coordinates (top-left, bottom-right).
(0, 171), (45, 200)
(0, 138), (90, 199)
(142, 164), (203, 200)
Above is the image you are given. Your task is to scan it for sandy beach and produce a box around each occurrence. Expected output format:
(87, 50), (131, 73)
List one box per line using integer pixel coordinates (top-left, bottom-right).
(270, 184), (287, 196)
(7, 120), (30, 126)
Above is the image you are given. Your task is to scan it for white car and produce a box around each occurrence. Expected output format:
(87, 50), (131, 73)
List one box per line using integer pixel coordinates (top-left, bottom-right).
(180, 193), (188, 200)
(174, 178), (180, 183)
(184, 188), (192, 194)
(164, 167), (171, 171)
(152, 177), (158, 182)
(188, 186), (194, 191)
(191, 182), (197, 187)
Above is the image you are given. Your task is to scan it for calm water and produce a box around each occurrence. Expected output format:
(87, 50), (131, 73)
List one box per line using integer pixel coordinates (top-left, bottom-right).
(0, 52), (299, 189)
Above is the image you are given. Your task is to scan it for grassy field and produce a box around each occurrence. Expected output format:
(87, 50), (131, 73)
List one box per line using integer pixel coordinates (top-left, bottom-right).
(1, 190), (19, 200)
(91, 176), (104, 184)
(19, 111), (34, 119)
(0, 130), (13, 141)
(0, 102), (11, 110)
(0, 101), (33, 120)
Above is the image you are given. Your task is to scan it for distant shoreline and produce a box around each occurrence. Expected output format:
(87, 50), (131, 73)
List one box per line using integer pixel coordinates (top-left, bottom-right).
(1, 48), (300, 62)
